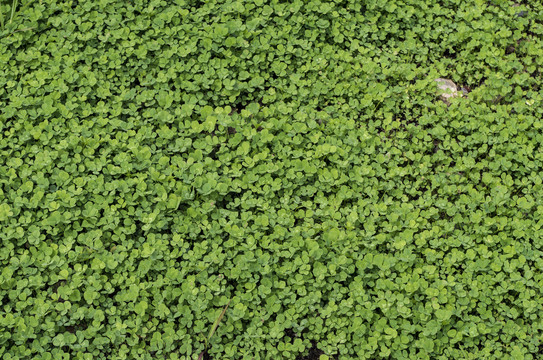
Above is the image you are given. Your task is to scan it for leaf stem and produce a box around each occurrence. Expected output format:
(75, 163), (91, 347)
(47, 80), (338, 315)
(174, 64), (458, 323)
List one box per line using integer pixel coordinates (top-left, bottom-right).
(10, 0), (19, 24)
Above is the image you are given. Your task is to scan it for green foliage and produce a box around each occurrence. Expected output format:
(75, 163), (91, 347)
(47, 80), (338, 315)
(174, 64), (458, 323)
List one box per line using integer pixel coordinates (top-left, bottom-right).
(198, 300), (230, 360)
(0, 0), (35, 37)
(1, 0), (543, 359)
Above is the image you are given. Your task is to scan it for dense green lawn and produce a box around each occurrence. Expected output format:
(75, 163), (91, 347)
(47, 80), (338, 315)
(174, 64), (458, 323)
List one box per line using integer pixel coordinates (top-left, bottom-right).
(1, 0), (543, 359)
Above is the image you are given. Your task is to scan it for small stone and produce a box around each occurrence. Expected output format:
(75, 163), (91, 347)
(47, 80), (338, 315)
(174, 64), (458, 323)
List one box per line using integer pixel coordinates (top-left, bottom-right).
(435, 78), (461, 103)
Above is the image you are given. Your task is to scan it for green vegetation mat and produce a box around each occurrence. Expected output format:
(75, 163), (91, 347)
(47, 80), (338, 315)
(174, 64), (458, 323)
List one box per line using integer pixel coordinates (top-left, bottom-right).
(1, 0), (543, 359)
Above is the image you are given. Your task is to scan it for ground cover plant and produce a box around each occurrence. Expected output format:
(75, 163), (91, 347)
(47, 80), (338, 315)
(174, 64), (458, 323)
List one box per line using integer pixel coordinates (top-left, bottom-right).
(1, 0), (543, 359)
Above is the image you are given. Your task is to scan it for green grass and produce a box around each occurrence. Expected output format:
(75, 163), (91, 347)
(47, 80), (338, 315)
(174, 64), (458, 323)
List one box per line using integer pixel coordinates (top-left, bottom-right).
(0, 0), (34, 37)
